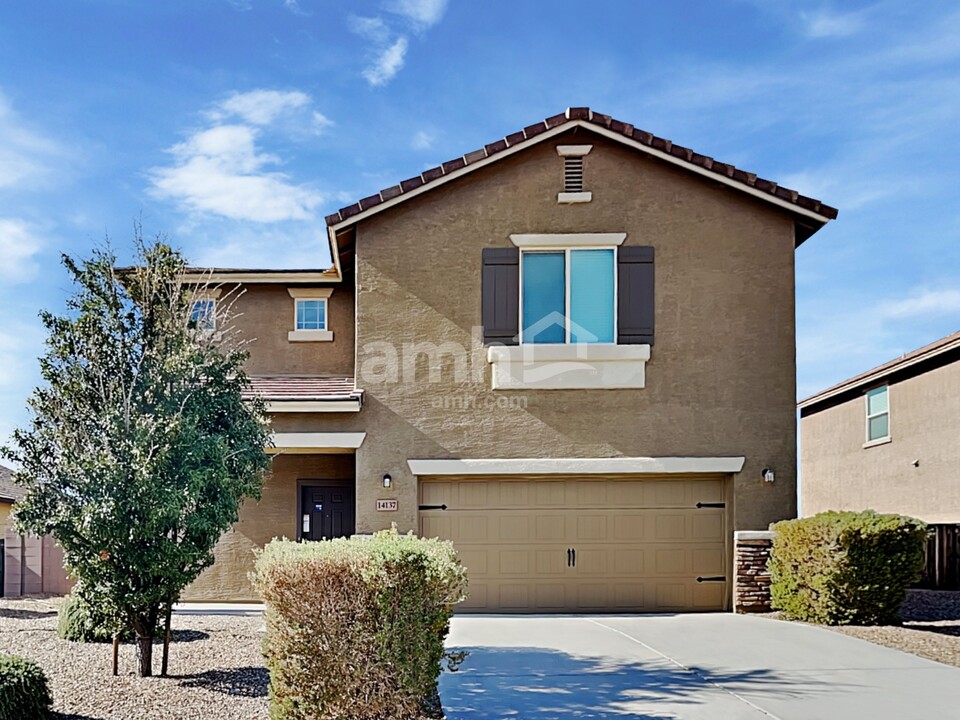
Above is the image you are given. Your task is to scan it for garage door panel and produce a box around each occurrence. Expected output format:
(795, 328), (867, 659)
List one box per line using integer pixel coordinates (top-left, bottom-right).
(418, 476), (729, 613)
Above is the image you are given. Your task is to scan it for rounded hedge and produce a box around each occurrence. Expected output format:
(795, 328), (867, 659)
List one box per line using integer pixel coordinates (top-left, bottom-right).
(0, 654), (52, 720)
(57, 590), (122, 643)
(770, 510), (928, 625)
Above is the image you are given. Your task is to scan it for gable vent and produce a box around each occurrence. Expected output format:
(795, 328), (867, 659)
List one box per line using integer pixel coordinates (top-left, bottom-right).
(556, 144), (593, 204)
(564, 156), (584, 193)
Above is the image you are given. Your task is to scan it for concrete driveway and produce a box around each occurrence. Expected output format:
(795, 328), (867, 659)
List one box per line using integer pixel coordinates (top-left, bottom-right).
(440, 614), (960, 719)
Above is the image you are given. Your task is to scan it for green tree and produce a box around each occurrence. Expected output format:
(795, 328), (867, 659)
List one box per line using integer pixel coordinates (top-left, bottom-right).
(2, 233), (270, 677)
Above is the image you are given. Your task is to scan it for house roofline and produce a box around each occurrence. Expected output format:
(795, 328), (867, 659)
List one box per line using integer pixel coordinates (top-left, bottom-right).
(799, 330), (960, 412)
(324, 108), (837, 250)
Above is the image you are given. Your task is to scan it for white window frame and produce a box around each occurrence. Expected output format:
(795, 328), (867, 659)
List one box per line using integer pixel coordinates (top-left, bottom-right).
(287, 287), (334, 342)
(188, 287), (222, 336)
(518, 246), (618, 345)
(295, 298), (328, 331)
(864, 385), (891, 447)
(511, 234), (626, 346)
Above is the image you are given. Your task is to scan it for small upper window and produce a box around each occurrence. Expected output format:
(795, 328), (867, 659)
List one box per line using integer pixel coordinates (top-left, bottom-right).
(190, 299), (216, 331)
(865, 386), (890, 442)
(296, 298), (327, 331)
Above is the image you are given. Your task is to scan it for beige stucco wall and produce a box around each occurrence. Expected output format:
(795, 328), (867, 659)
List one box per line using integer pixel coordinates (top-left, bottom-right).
(345, 130), (799, 534)
(801, 360), (960, 523)
(0, 502), (10, 532)
(183, 453), (355, 601)
(233, 282), (355, 377)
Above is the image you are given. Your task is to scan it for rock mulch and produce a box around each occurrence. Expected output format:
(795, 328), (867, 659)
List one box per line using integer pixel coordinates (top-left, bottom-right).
(762, 589), (960, 668)
(0, 597), (269, 719)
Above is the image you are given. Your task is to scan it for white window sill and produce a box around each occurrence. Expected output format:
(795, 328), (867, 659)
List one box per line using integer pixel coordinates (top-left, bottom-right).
(863, 436), (892, 449)
(557, 192), (592, 204)
(487, 343), (650, 390)
(288, 329), (334, 342)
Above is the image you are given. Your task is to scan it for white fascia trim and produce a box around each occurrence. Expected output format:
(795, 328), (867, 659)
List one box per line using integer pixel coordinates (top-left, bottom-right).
(407, 456), (746, 476)
(288, 329), (334, 342)
(510, 233), (626, 248)
(183, 272), (339, 284)
(270, 432), (366, 451)
(557, 192), (593, 204)
(288, 287), (334, 299)
(327, 119), (833, 236)
(556, 144), (593, 157)
(266, 399), (361, 413)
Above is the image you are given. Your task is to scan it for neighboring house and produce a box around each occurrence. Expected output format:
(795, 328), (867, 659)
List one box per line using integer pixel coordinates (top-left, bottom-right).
(183, 107), (837, 612)
(799, 330), (960, 523)
(1, 463), (73, 598)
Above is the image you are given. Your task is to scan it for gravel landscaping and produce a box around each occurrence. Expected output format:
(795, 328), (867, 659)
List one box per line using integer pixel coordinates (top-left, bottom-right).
(763, 589), (960, 668)
(0, 597), (268, 719)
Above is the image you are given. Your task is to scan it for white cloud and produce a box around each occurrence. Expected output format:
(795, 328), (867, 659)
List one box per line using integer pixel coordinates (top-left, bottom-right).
(881, 288), (960, 319)
(0, 91), (65, 190)
(0, 218), (44, 283)
(211, 89), (311, 126)
(802, 9), (865, 38)
(385, 0), (448, 29)
(150, 124), (324, 223)
(411, 130), (434, 150)
(149, 89), (332, 222)
(363, 38), (409, 86)
(350, 16), (392, 44)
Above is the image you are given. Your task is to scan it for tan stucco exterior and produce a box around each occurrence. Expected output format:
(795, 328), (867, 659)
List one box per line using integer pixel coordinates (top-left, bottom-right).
(0, 502), (11, 532)
(801, 359), (960, 523)
(189, 126), (816, 603)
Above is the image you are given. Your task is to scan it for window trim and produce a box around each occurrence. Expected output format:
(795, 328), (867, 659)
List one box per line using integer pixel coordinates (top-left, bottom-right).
(294, 297), (328, 331)
(518, 245), (618, 345)
(287, 287), (334, 342)
(864, 385), (891, 446)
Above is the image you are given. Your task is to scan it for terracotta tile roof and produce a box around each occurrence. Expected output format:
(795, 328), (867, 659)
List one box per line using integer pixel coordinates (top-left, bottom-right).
(799, 330), (960, 410)
(245, 376), (360, 401)
(0, 463), (24, 503)
(325, 107), (839, 231)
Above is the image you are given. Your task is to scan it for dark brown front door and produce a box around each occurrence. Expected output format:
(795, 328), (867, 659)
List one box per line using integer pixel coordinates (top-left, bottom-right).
(300, 483), (355, 541)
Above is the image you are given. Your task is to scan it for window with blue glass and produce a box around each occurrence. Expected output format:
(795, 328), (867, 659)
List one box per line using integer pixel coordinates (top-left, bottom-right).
(190, 299), (216, 331)
(296, 299), (327, 331)
(521, 248), (615, 343)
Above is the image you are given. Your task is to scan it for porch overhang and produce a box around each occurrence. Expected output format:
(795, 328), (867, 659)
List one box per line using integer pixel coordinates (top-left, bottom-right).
(269, 432), (366, 454)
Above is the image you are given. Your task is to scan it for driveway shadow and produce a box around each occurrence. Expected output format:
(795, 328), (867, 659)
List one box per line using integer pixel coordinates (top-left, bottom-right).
(0, 607), (57, 620)
(177, 666), (269, 697)
(441, 646), (827, 719)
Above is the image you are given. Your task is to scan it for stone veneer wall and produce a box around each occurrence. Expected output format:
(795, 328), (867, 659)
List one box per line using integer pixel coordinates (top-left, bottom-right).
(734, 530), (774, 613)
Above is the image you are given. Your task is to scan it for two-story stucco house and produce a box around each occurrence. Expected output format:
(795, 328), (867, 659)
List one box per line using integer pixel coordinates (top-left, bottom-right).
(799, 330), (960, 523)
(183, 107), (837, 612)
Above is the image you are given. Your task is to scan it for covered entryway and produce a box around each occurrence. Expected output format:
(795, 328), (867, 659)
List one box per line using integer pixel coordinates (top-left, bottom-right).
(419, 475), (730, 613)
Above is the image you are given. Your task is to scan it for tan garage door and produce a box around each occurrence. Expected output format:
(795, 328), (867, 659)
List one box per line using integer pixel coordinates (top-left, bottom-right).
(419, 476), (729, 613)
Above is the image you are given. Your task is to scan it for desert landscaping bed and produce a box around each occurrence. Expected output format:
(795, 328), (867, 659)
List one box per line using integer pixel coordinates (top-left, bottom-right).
(0, 597), (268, 719)
(762, 589), (960, 668)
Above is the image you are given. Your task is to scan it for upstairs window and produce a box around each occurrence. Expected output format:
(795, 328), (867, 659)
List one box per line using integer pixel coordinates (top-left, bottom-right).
(865, 386), (890, 442)
(521, 248), (615, 344)
(190, 299), (216, 331)
(296, 298), (327, 331)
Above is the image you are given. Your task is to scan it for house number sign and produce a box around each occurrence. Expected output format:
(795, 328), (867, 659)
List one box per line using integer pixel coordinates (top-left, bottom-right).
(376, 499), (398, 512)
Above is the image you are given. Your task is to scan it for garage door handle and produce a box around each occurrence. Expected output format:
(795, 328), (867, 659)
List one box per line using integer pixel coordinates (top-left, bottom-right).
(418, 504), (448, 510)
(696, 576), (726, 583)
(567, 548), (573, 567)
(571, 548), (576, 567)
(696, 502), (725, 509)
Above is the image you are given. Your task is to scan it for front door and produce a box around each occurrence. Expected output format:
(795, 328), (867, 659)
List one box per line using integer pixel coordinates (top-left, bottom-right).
(300, 483), (356, 541)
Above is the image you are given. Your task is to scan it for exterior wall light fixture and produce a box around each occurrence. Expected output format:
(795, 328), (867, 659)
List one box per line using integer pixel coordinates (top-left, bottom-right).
(382, 473), (392, 489)
(761, 468), (775, 483)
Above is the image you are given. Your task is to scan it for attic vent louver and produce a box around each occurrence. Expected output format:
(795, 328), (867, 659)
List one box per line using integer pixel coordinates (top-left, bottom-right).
(556, 145), (593, 204)
(564, 156), (584, 192)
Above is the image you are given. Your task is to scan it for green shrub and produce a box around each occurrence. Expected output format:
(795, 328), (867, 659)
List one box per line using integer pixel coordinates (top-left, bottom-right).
(57, 586), (141, 642)
(770, 510), (928, 625)
(0, 654), (52, 720)
(252, 528), (468, 720)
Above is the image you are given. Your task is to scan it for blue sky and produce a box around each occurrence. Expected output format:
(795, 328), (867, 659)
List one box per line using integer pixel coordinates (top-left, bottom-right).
(1, 0), (959, 445)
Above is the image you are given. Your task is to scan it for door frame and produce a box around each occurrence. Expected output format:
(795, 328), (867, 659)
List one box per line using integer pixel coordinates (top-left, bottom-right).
(296, 478), (356, 541)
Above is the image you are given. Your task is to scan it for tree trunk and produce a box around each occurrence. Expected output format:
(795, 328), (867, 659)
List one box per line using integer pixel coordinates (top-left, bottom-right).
(132, 609), (158, 677)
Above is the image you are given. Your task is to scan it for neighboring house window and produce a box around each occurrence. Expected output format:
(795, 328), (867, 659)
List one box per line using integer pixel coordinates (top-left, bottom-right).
(521, 248), (615, 344)
(190, 299), (216, 331)
(296, 299), (327, 330)
(287, 287), (334, 342)
(865, 386), (890, 442)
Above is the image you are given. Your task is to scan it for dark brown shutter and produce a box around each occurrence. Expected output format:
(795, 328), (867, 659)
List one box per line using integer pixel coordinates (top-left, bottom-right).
(482, 247), (520, 344)
(617, 246), (654, 345)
